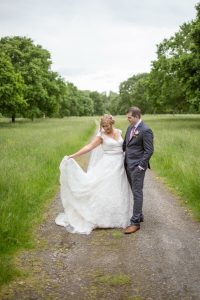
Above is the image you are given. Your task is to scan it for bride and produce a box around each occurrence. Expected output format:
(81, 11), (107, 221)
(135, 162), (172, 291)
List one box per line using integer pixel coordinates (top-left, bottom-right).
(55, 114), (133, 234)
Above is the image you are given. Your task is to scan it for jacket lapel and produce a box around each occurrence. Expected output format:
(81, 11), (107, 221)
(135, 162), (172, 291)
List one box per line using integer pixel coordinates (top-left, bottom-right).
(127, 121), (143, 145)
(126, 126), (132, 144)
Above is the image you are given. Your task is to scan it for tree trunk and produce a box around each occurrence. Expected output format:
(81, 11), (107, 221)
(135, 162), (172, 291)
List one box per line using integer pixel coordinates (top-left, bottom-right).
(11, 114), (15, 123)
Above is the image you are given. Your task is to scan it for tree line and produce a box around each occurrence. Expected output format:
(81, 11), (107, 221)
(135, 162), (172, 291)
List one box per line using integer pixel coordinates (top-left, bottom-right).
(0, 36), (110, 122)
(0, 3), (199, 121)
(110, 3), (200, 115)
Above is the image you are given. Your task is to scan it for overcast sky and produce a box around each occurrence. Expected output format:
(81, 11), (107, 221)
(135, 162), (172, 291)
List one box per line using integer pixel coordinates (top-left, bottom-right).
(0, 0), (198, 93)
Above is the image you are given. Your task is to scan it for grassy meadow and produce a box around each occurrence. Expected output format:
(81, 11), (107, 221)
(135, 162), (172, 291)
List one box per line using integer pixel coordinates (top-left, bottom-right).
(0, 114), (200, 286)
(115, 114), (200, 220)
(0, 117), (96, 285)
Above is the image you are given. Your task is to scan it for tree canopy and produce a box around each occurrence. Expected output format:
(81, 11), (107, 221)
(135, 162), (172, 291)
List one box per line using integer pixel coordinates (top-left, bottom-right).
(109, 3), (200, 115)
(0, 4), (199, 120)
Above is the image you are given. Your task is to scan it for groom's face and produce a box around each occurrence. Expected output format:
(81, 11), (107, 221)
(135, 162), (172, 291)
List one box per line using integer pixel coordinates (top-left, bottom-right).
(127, 113), (139, 125)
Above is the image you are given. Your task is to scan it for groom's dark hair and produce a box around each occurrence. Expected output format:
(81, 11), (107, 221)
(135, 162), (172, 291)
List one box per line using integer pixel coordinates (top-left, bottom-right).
(127, 106), (141, 118)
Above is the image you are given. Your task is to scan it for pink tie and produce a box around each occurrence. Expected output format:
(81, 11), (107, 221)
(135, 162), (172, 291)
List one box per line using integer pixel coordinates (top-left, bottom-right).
(129, 126), (136, 140)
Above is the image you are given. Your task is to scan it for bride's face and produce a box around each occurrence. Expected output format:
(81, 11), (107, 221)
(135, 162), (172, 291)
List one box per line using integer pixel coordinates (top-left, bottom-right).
(102, 122), (112, 134)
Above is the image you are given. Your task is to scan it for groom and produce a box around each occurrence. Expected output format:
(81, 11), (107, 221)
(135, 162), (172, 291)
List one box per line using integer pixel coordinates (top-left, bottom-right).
(123, 106), (154, 234)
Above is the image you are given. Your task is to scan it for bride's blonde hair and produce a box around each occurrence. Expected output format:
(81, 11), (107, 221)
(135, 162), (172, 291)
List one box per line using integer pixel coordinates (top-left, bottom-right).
(100, 114), (115, 127)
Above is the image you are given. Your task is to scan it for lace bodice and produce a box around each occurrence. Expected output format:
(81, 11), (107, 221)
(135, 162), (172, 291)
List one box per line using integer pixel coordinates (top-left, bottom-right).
(96, 129), (123, 155)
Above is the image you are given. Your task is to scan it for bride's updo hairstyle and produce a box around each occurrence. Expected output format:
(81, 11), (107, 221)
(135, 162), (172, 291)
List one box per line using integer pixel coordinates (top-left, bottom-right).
(100, 114), (115, 129)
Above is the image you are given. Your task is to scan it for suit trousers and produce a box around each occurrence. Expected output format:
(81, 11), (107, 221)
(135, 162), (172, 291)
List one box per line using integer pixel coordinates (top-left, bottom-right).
(126, 167), (146, 226)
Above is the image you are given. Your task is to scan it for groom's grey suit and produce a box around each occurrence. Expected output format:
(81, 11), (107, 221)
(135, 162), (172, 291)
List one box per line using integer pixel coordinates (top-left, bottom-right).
(123, 120), (154, 226)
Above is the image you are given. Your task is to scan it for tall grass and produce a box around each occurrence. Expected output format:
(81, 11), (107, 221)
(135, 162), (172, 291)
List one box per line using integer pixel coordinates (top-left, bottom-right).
(0, 117), (96, 285)
(0, 115), (200, 286)
(115, 115), (200, 220)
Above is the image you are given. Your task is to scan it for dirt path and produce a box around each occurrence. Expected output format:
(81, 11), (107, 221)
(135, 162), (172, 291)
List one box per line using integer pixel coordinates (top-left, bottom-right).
(1, 168), (200, 300)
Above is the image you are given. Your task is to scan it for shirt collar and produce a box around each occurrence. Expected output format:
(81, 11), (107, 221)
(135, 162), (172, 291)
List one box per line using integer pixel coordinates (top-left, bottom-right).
(134, 119), (142, 129)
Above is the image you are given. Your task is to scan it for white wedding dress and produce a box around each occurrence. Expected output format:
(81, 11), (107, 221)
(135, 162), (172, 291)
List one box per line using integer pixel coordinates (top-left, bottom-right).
(55, 129), (133, 234)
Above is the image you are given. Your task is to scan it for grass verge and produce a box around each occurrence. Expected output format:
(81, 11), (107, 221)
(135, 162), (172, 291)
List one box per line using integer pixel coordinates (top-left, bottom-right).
(0, 117), (96, 286)
(115, 114), (200, 220)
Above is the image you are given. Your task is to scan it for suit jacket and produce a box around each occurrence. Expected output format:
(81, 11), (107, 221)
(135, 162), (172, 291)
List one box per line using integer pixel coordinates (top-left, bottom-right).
(123, 121), (154, 171)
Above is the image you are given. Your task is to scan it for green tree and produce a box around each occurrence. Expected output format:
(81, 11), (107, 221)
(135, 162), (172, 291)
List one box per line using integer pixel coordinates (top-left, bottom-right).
(59, 82), (81, 116)
(148, 3), (200, 113)
(107, 91), (120, 115)
(89, 91), (105, 115)
(148, 55), (188, 113)
(77, 91), (94, 116)
(0, 36), (61, 119)
(119, 73), (150, 114)
(183, 2), (200, 111)
(0, 53), (26, 122)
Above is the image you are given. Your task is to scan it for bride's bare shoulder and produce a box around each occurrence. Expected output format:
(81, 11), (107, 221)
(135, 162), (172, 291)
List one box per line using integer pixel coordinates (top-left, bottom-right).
(116, 128), (122, 134)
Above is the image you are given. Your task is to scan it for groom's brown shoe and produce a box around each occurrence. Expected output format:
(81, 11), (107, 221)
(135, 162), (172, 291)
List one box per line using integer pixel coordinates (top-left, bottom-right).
(124, 225), (140, 234)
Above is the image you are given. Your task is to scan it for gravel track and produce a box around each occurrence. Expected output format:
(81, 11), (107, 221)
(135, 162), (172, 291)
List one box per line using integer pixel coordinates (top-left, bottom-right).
(1, 170), (200, 300)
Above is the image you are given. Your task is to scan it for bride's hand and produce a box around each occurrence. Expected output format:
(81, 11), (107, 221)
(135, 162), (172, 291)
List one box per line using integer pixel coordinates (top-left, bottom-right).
(64, 155), (72, 160)
(67, 155), (74, 159)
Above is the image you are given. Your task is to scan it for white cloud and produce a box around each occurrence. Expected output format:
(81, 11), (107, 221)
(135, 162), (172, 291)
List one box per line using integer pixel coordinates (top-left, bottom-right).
(0, 0), (198, 92)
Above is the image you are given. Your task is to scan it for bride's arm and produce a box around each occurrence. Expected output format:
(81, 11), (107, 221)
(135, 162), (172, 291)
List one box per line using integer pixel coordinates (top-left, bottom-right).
(68, 136), (102, 159)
